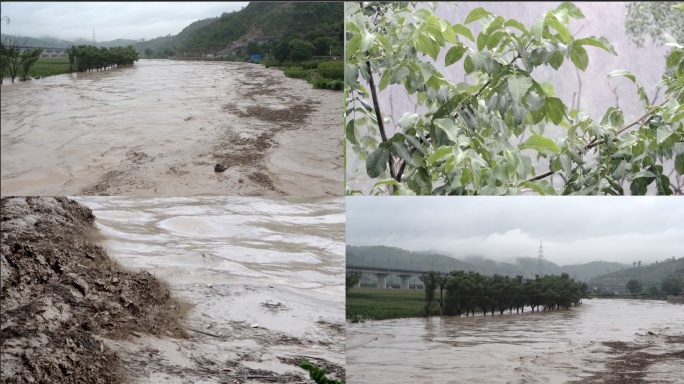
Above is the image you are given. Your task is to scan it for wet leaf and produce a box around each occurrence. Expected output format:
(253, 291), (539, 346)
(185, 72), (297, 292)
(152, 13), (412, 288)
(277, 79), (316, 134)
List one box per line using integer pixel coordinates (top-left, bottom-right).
(445, 44), (467, 66)
(465, 7), (493, 24)
(569, 44), (589, 71)
(520, 135), (560, 155)
(366, 147), (389, 178)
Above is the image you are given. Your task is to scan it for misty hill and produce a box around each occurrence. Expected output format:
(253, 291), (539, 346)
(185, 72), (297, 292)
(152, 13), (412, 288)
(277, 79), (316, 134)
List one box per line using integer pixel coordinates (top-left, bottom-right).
(347, 245), (631, 283)
(1, 33), (138, 49)
(179, 2), (342, 50)
(589, 257), (684, 288)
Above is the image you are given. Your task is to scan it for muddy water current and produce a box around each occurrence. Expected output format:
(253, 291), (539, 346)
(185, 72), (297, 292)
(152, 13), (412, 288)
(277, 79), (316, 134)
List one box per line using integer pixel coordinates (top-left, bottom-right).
(73, 196), (345, 382)
(2, 60), (342, 197)
(347, 299), (684, 384)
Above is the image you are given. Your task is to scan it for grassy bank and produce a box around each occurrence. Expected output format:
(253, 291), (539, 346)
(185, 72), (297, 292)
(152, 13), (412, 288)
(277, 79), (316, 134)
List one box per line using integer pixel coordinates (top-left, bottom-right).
(346, 288), (439, 322)
(264, 59), (343, 91)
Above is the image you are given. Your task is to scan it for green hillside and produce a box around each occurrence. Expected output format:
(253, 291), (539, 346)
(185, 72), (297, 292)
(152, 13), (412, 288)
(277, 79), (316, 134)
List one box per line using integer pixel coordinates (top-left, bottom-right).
(588, 257), (684, 288)
(180, 2), (342, 51)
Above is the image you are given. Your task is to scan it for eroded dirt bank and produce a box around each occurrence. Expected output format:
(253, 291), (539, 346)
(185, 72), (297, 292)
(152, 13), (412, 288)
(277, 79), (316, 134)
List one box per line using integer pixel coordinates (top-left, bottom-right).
(1, 196), (345, 383)
(1, 196), (187, 383)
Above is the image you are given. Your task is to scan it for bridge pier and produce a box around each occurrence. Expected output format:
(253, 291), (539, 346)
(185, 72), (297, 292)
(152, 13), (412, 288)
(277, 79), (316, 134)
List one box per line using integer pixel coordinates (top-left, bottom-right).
(375, 273), (388, 289)
(399, 274), (411, 289)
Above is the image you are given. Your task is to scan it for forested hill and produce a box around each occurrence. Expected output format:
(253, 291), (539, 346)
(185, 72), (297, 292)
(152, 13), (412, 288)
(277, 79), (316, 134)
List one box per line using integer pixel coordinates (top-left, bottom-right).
(588, 257), (684, 287)
(132, 17), (219, 54)
(347, 245), (631, 282)
(179, 2), (343, 52)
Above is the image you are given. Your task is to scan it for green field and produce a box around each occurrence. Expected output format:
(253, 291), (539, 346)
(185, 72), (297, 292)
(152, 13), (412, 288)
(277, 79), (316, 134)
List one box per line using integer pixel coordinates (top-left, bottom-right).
(26, 57), (71, 78)
(346, 288), (439, 322)
(2, 57), (71, 80)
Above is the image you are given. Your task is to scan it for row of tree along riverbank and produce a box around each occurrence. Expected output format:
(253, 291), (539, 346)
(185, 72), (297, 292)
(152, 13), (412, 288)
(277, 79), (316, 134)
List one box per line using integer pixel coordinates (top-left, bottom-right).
(1, 42), (139, 83)
(347, 271), (589, 323)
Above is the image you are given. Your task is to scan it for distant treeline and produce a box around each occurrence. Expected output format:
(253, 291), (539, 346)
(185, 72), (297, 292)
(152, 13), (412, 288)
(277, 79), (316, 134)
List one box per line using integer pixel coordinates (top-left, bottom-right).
(68, 45), (138, 72)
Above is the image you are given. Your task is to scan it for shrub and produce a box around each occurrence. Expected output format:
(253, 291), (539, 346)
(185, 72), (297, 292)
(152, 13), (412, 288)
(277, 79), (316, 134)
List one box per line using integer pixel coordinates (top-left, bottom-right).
(317, 60), (344, 80)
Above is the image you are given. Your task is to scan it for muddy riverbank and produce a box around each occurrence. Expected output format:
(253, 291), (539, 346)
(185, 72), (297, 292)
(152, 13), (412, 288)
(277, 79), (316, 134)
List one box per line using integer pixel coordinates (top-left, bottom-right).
(1, 196), (345, 383)
(1, 60), (342, 197)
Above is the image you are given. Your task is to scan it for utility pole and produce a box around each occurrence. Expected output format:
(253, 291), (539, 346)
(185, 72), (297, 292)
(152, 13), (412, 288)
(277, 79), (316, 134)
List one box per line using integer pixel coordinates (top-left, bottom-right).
(538, 240), (544, 277)
(92, 28), (96, 44)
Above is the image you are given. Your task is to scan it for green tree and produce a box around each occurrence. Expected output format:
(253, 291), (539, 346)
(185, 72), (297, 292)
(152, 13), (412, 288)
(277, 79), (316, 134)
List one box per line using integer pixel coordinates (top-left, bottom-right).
(626, 279), (642, 294)
(345, 2), (684, 196)
(144, 48), (153, 57)
(420, 271), (439, 316)
(18, 48), (42, 81)
(625, 2), (684, 47)
(346, 272), (361, 292)
(288, 39), (314, 61)
(661, 276), (683, 295)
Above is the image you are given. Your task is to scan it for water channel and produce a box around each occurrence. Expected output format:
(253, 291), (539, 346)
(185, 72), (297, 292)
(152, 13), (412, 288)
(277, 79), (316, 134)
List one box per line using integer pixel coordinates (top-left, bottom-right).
(347, 299), (684, 383)
(1, 60), (342, 196)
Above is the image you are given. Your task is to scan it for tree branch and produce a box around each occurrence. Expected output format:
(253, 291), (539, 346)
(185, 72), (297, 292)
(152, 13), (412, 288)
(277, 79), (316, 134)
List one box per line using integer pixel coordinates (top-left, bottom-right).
(365, 60), (398, 192)
(524, 100), (668, 185)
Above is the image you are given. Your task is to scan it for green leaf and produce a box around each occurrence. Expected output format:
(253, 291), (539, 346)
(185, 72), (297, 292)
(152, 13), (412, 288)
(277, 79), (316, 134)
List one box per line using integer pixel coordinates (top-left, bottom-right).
(546, 18), (571, 43)
(445, 44), (467, 66)
(392, 142), (414, 166)
(523, 180), (558, 195)
(346, 35), (362, 59)
(377, 35), (393, 54)
(426, 146), (453, 165)
(378, 68), (391, 91)
(345, 119), (356, 145)
(434, 117), (460, 142)
(366, 147), (389, 178)
(507, 75), (533, 101)
(525, 92), (545, 111)
(405, 135), (425, 155)
(372, 178), (401, 191)
(545, 97), (565, 124)
(657, 126), (673, 144)
(360, 33), (377, 52)
(629, 170), (657, 181)
(557, 2), (585, 19)
(608, 69), (636, 83)
(464, 55), (475, 74)
(520, 134), (560, 155)
(465, 7), (493, 24)
(452, 24), (475, 42)
(569, 44), (589, 71)
(417, 34), (438, 60)
(673, 3), (684, 10)
(575, 36), (617, 55)
(675, 154), (684, 176)
(666, 50), (683, 69)
(532, 19), (543, 44)
(549, 50), (564, 70)
(559, 153), (572, 175)
(504, 19), (528, 33)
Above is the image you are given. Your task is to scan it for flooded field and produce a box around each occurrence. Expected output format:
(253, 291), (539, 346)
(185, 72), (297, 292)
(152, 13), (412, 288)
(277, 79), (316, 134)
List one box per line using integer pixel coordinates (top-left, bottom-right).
(1, 60), (342, 197)
(347, 299), (684, 383)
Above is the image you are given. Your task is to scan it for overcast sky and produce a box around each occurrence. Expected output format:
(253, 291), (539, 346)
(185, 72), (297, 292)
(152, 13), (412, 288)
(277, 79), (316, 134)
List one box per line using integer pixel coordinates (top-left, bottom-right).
(347, 197), (684, 266)
(1, 2), (248, 42)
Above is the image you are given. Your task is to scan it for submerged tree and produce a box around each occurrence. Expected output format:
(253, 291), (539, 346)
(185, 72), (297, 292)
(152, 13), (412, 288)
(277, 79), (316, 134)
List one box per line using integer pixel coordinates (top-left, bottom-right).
(345, 2), (684, 195)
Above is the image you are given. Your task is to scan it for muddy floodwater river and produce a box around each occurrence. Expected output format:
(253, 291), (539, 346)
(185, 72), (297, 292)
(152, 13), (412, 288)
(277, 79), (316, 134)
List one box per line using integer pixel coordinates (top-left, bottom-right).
(1, 60), (342, 197)
(347, 299), (684, 384)
(73, 196), (346, 383)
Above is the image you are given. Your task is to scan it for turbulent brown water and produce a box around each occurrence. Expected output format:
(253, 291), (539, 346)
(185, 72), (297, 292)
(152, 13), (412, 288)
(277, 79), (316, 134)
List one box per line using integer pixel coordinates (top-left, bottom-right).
(73, 196), (346, 382)
(347, 299), (684, 383)
(1, 60), (342, 197)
